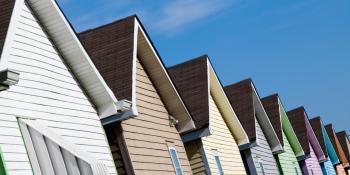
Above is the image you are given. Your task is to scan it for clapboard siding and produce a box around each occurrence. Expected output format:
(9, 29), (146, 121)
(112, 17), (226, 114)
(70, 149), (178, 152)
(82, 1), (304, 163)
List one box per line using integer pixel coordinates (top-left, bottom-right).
(0, 2), (116, 175)
(277, 131), (302, 174)
(304, 144), (323, 175)
(335, 164), (346, 175)
(250, 118), (279, 175)
(201, 94), (246, 175)
(321, 158), (337, 175)
(119, 58), (192, 174)
(184, 140), (207, 175)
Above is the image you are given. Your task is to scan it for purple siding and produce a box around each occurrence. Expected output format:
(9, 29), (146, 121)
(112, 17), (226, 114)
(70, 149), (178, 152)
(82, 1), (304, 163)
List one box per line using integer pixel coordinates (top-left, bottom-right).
(305, 116), (327, 161)
(301, 143), (323, 175)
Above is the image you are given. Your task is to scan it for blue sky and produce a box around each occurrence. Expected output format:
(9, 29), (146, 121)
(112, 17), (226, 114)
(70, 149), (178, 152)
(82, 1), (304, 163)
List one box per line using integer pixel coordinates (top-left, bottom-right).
(57, 0), (350, 133)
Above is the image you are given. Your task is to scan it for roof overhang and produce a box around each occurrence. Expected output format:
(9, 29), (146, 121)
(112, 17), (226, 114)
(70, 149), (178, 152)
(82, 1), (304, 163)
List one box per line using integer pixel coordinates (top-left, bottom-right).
(133, 19), (195, 133)
(16, 0), (122, 118)
(251, 83), (283, 153)
(208, 59), (249, 146)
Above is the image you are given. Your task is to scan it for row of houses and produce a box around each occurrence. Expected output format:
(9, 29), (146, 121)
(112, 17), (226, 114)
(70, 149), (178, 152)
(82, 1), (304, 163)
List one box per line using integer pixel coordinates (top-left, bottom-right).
(0, 0), (348, 174)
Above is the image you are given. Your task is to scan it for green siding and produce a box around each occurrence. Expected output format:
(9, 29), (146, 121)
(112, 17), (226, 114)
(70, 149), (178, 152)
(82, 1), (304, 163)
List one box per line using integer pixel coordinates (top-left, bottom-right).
(280, 103), (305, 158)
(0, 147), (8, 175)
(277, 131), (302, 174)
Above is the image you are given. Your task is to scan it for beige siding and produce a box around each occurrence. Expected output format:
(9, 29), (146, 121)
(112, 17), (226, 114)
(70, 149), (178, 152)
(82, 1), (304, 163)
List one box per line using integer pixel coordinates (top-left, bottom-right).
(185, 140), (207, 175)
(0, 2), (116, 175)
(201, 94), (246, 175)
(120, 58), (192, 174)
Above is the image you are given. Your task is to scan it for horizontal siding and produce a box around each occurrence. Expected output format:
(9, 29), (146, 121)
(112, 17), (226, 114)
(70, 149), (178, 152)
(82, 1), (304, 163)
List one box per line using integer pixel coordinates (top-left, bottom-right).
(304, 144), (323, 175)
(184, 140), (207, 175)
(0, 2), (116, 175)
(277, 131), (302, 175)
(321, 158), (337, 175)
(335, 164), (346, 175)
(251, 118), (279, 175)
(120, 58), (192, 174)
(201, 94), (246, 175)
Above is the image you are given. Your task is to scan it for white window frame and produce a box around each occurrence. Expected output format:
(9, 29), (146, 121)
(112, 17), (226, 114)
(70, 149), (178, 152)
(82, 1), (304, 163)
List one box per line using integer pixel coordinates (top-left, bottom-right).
(258, 158), (266, 175)
(168, 146), (184, 175)
(212, 150), (224, 175)
(18, 118), (107, 175)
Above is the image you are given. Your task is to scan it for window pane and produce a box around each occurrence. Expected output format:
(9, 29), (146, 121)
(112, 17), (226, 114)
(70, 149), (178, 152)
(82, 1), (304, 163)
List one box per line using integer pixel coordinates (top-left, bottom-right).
(169, 147), (183, 175)
(259, 162), (266, 175)
(214, 155), (224, 175)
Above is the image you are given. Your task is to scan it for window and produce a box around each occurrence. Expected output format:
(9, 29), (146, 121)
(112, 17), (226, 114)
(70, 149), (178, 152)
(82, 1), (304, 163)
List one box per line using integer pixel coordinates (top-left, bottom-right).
(259, 161), (266, 175)
(169, 147), (183, 175)
(213, 150), (224, 175)
(295, 167), (299, 175)
(18, 118), (107, 175)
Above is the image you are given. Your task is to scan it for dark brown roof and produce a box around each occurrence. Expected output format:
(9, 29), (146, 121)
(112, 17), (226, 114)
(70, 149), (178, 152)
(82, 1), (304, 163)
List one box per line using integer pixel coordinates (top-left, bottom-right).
(0, 0), (16, 54)
(337, 131), (350, 163)
(224, 79), (256, 141)
(79, 15), (136, 101)
(325, 124), (349, 166)
(287, 107), (311, 155)
(167, 55), (209, 130)
(310, 117), (328, 156)
(261, 94), (284, 147)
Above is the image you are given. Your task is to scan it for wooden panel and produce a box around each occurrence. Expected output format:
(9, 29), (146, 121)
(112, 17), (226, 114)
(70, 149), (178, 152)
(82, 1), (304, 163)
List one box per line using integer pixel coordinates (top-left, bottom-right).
(276, 131), (302, 174)
(201, 94), (246, 175)
(120, 57), (192, 174)
(250, 118), (280, 175)
(184, 140), (207, 175)
(0, 2), (116, 174)
(304, 143), (323, 175)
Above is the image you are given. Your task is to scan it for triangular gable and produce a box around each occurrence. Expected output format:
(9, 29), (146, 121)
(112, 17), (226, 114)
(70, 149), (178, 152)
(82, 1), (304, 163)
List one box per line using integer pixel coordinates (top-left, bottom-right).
(261, 94), (305, 158)
(261, 94), (283, 146)
(0, 0), (119, 118)
(287, 107), (326, 161)
(0, 0), (15, 55)
(225, 79), (282, 153)
(310, 117), (329, 156)
(326, 124), (349, 167)
(79, 15), (195, 133)
(310, 117), (340, 164)
(168, 55), (249, 145)
(337, 131), (350, 164)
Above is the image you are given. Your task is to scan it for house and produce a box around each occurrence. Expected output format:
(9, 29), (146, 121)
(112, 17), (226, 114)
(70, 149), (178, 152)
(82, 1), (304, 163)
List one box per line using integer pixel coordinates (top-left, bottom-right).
(310, 117), (339, 175)
(224, 79), (283, 175)
(0, 0), (121, 174)
(336, 131), (350, 174)
(325, 124), (350, 175)
(287, 107), (326, 175)
(261, 94), (304, 175)
(79, 15), (196, 175)
(168, 56), (250, 175)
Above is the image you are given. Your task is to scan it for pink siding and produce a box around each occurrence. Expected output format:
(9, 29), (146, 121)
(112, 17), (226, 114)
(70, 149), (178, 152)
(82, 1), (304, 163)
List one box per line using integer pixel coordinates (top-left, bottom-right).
(302, 143), (323, 175)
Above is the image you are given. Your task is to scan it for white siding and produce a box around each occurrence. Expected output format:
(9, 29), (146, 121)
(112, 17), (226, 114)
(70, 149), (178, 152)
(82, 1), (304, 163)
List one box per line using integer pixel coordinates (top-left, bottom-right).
(251, 119), (280, 175)
(0, 2), (116, 175)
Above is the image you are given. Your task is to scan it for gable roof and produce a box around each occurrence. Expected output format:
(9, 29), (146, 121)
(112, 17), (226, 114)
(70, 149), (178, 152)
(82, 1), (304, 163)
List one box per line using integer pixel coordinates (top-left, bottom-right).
(261, 94), (305, 158)
(0, 0), (15, 56)
(261, 94), (283, 146)
(310, 117), (328, 156)
(287, 107), (326, 162)
(168, 55), (249, 145)
(224, 79), (283, 153)
(0, 0), (119, 118)
(310, 117), (340, 164)
(336, 131), (350, 164)
(79, 15), (195, 133)
(326, 124), (349, 167)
